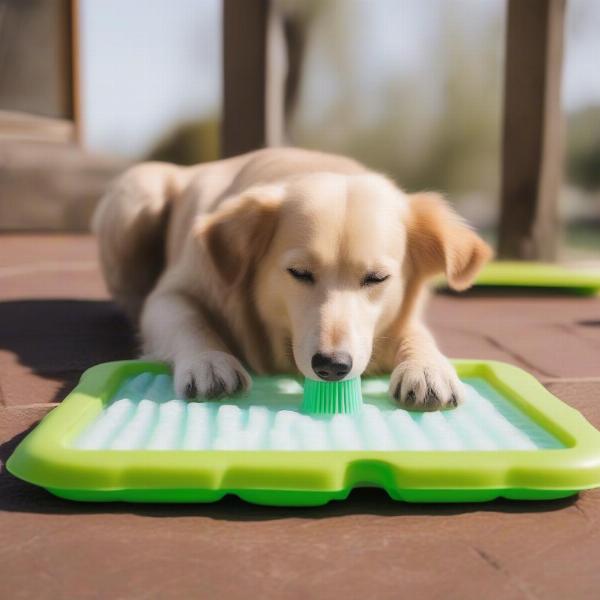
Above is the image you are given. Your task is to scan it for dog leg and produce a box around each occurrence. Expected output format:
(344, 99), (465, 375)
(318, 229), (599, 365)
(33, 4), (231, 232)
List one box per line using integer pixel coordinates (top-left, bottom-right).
(389, 324), (464, 411)
(140, 291), (251, 400)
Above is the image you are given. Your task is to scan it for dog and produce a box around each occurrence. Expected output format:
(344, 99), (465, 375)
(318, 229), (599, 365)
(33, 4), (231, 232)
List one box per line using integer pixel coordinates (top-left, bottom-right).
(93, 147), (492, 411)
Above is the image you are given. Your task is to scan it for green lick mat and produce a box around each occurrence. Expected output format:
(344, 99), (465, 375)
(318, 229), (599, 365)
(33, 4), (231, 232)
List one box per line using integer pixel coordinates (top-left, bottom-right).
(438, 261), (600, 295)
(7, 360), (600, 506)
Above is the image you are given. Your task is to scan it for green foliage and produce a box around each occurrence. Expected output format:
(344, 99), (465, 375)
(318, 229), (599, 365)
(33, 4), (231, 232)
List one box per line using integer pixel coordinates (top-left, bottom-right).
(567, 106), (600, 191)
(148, 118), (220, 165)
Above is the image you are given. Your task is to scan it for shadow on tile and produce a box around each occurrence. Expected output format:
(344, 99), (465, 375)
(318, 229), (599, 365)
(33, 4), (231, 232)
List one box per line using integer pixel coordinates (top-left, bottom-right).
(0, 299), (137, 402)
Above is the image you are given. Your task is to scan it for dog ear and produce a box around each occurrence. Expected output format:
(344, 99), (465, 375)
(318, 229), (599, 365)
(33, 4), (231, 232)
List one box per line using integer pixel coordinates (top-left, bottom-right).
(195, 185), (284, 286)
(406, 192), (493, 291)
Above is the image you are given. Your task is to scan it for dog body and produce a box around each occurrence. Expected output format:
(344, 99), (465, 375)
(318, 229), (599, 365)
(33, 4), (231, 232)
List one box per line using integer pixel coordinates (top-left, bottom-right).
(94, 148), (491, 410)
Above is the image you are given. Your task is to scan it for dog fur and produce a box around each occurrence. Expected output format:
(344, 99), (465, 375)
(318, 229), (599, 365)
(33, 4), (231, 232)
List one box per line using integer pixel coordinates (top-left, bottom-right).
(93, 148), (492, 410)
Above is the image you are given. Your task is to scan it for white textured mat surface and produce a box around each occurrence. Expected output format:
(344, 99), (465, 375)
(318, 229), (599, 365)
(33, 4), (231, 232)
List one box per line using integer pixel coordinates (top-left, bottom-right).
(74, 374), (563, 451)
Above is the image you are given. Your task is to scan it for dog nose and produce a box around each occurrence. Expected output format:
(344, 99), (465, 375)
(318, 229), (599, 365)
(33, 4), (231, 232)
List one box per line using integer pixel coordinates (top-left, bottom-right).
(311, 352), (353, 381)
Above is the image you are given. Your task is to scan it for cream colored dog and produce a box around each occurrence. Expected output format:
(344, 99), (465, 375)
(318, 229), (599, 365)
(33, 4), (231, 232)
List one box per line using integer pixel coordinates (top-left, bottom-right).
(93, 148), (491, 410)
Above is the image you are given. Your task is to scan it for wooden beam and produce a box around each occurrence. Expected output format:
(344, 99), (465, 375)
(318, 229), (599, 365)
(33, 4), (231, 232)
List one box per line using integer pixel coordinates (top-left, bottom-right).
(498, 0), (566, 260)
(222, 0), (285, 158)
(0, 110), (74, 143)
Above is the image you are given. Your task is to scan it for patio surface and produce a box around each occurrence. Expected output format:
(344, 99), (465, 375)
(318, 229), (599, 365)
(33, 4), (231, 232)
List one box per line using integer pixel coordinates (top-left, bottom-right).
(1, 234), (600, 599)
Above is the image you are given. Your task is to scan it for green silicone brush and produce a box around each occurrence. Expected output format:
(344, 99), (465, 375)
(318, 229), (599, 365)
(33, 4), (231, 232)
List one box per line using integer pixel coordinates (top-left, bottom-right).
(301, 377), (363, 415)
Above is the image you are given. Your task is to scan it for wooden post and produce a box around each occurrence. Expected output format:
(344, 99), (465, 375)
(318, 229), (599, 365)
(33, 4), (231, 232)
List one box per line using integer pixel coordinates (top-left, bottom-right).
(282, 14), (307, 126)
(69, 0), (82, 144)
(0, 0), (75, 123)
(498, 0), (566, 261)
(222, 0), (285, 158)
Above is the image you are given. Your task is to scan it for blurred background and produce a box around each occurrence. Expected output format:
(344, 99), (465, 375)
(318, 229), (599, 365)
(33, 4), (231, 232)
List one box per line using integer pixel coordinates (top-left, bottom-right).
(0, 0), (598, 259)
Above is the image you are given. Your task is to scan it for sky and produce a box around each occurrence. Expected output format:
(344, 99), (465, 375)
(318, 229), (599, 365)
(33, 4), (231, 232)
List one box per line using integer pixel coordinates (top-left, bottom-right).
(79, 0), (600, 159)
(79, 0), (221, 157)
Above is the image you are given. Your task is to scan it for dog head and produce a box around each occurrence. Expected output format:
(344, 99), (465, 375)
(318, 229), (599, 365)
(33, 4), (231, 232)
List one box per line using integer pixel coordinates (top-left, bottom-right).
(201, 173), (491, 380)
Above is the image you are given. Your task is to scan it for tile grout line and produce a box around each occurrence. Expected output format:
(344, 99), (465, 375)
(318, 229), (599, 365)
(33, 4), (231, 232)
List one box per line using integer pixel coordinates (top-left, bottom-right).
(543, 377), (600, 384)
(2, 403), (60, 411)
(0, 261), (97, 279)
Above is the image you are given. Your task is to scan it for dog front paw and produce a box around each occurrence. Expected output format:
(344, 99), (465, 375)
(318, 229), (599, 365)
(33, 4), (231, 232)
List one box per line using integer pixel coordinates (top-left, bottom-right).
(389, 357), (463, 411)
(175, 351), (251, 400)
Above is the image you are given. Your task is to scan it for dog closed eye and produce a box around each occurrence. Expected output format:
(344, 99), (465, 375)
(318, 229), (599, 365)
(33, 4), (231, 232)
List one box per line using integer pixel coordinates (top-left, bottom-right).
(361, 272), (390, 287)
(287, 267), (315, 284)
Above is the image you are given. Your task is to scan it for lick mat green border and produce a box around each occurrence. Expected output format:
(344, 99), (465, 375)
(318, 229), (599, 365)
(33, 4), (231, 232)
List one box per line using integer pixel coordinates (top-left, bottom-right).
(7, 360), (600, 506)
(439, 261), (600, 294)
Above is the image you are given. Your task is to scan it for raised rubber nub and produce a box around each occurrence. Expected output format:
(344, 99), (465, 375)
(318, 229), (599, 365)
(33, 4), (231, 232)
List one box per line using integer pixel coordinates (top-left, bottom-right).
(301, 377), (363, 415)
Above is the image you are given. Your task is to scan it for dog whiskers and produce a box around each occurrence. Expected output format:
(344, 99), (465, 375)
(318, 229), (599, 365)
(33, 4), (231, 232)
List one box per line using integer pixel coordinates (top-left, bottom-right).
(283, 336), (295, 365)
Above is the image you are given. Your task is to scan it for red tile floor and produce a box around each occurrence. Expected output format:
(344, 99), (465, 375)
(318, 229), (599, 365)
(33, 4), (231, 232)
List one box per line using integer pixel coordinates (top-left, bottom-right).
(2, 234), (600, 599)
